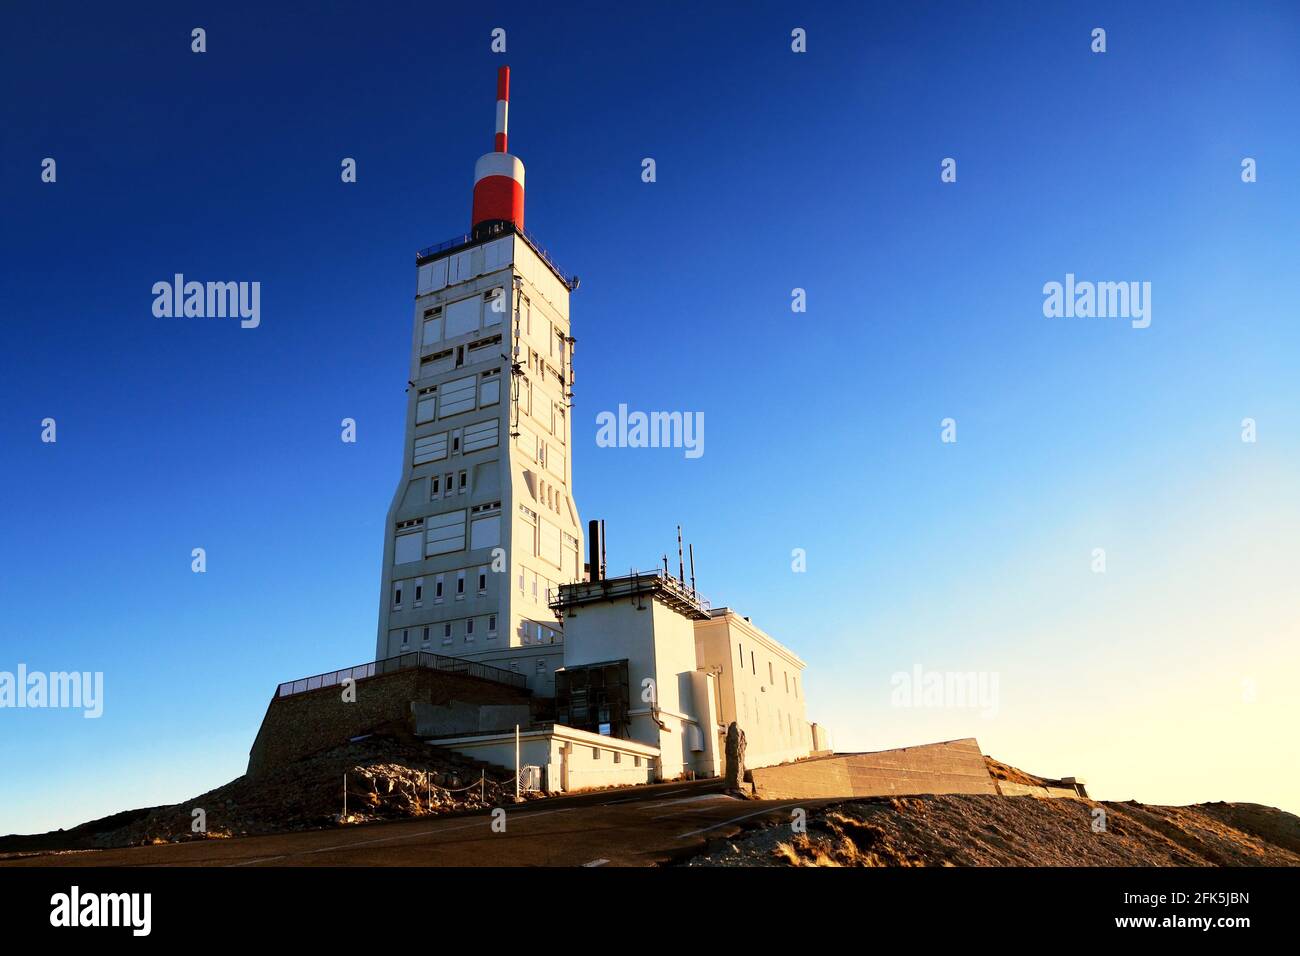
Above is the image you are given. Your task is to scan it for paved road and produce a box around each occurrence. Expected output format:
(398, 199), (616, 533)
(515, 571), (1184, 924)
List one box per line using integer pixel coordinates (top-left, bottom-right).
(0, 780), (821, 867)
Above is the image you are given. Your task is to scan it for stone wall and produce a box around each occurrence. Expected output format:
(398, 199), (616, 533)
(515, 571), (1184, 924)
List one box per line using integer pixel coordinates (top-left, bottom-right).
(748, 737), (999, 800)
(246, 668), (537, 778)
(412, 700), (532, 737)
(995, 781), (1087, 799)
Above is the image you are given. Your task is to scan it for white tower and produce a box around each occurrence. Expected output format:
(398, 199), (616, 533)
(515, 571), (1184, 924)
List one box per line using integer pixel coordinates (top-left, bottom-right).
(375, 66), (582, 693)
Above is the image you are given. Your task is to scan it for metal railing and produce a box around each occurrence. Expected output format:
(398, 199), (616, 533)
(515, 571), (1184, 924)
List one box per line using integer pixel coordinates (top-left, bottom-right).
(548, 568), (712, 617)
(415, 221), (574, 289)
(275, 650), (529, 698)
(652, 570), (712, 613)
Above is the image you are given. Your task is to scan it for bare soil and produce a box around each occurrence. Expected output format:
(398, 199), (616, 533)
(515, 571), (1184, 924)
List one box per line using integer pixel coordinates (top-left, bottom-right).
(0, 733), (528, 856)
(685, 793), (1300, 867)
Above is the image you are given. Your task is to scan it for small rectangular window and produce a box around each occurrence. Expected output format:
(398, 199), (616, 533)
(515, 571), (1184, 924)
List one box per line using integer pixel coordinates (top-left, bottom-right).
(457, 572), (465, 595)
(488, 614), (497, 633)
(443, 623), (452, 641)
(393, 584), (403, 608)
(478, 570), (487, 592)
(401, 629), (409, 645)
(435, 576), (444, 599)
(466, 618), (475, 637)
(430, 475), (440, 498)
(414, 584), (423, 604)
(592, 747), (600, 760)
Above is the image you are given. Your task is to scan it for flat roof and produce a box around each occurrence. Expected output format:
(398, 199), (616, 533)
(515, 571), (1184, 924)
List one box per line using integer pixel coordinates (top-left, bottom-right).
(415, 220), (573, 289)
(551, 571), (711, 621)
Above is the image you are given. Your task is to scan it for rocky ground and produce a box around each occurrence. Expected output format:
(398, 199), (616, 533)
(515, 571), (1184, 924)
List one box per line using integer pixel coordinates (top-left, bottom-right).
(9, 744), (1297, 867)
(0, 733), (529, 855)
(685, 793), (1300, 867)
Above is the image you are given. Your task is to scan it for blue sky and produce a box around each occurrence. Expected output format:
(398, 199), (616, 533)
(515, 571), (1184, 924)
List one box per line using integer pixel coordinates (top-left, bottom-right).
(2, 1), (1299, 834)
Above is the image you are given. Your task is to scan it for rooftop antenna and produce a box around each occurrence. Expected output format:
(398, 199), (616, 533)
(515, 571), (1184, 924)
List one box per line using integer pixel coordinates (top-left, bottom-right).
(677, 525), (686, 585)
(471, 65), (525, 237)
(688, 542), (697, 596)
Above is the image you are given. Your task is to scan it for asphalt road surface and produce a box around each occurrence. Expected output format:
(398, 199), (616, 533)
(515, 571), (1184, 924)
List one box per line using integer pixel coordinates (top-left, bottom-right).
(1, 779), (824, 867)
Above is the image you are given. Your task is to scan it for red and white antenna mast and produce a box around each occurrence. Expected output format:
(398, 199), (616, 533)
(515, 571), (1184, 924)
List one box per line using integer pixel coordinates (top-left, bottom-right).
(472, 65), (525, 236)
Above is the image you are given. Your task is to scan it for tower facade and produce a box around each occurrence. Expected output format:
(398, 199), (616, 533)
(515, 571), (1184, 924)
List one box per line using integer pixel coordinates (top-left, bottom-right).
(375, 67), (582, 694)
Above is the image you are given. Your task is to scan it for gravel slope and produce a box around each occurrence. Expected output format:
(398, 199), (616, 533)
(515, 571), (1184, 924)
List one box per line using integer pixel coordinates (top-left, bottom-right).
(685, 793), (1300, 866)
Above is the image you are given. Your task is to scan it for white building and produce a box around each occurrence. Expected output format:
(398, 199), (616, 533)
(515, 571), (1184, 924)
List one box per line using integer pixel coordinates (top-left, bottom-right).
(547, 573), (816, 780)
(434, 570), (822, 792)
(694, 608), (820, 769)
(375, 67), (826, 790)
(375, 66), (581, 694)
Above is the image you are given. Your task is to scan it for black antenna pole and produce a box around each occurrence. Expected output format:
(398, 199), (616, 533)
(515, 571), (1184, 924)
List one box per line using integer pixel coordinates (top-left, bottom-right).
(677, 525), (685, 584)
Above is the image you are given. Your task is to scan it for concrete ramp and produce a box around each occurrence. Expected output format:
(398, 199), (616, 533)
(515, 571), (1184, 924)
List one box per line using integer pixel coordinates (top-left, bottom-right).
(748, 737), (998, 800)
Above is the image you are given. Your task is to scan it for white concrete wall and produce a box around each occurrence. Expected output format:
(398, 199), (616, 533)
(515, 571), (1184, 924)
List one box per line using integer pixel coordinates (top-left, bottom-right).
(647, 601), (707, 780)
(560, 593), (710, 781)
(689, 669), (721, 777)
(377, 235), (581, 696)
(433, 724), (657, 793)
(694, 612), (813, 770)
(560, 734), (656, 791)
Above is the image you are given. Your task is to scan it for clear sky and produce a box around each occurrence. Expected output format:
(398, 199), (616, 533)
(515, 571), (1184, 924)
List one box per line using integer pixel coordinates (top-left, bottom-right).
(2, 2), (1298, 835)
